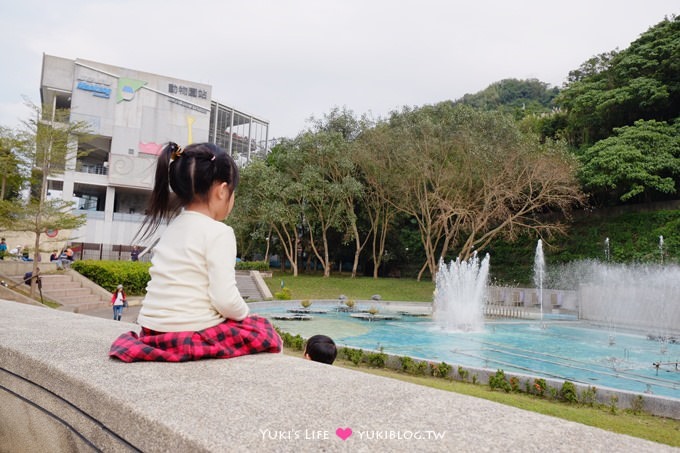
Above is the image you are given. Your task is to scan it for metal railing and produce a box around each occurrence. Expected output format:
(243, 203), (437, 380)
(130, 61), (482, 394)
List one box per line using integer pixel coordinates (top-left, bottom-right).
(68, 242), (151, 262)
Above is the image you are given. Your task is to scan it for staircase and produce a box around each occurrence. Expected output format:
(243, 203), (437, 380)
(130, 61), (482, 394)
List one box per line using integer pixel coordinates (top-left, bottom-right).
(2, 267), (271, 313)
(39, 272), (110, 312)
(236, 271), (267, 301)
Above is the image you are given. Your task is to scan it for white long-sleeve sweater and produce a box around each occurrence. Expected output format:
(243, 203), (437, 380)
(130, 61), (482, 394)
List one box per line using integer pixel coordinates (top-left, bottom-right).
(137, 210), (249, 332)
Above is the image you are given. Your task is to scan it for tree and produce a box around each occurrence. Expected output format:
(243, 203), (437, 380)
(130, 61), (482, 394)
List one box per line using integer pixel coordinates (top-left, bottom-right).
(375, 103), (472, 280)
(353, 123), (400, 278)
(0, 126), (23, 201)
(378, 103), (583, 281)
(451, 133), (584, 260)
(294, 128), (356, 278)
(309, 107), (368, 277)
(235, 150), (305, 276)
(457, 78), (559, 120)
(556, 16), (680, 147)
(578, 119), (680, 203)
(228, 159), (266, 261)
(10, 101), (90, 296)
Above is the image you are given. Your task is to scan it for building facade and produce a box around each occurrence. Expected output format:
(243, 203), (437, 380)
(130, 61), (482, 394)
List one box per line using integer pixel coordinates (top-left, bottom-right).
(40, 54), (269, 253)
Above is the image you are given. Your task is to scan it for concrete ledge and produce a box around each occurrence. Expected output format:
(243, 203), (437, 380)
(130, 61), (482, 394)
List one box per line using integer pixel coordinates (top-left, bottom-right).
(249, 270), (273, 300)
(0, 261), (39, 276)
(0, 300), (676, 452)
(0, 285), (45, 307)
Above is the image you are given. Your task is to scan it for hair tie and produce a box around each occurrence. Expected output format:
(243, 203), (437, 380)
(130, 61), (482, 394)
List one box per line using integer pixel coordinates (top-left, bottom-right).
(210, 155), (216, 161)
(169, 143), (184, 163)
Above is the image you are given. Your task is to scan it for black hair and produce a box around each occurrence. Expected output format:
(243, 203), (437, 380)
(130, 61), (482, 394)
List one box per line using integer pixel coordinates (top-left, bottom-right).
(304, 335), (337, 364)
(137, 142), (240, 240)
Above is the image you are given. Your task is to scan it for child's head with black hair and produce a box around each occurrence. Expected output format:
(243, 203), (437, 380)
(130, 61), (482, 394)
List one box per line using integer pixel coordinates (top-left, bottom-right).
(304, 335), (337, 364)
(138, 142), (240, 240)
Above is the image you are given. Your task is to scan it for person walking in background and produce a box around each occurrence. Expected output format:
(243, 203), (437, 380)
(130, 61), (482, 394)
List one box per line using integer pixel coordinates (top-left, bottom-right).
(130, 245), (140, 262)
(109, 142), (281, 362)
(111, 284), (127, 321)
(0, 238), (7, 259)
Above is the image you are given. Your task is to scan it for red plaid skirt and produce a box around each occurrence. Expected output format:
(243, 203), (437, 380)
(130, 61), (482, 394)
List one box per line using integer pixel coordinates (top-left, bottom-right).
(109, 315), (282, 362)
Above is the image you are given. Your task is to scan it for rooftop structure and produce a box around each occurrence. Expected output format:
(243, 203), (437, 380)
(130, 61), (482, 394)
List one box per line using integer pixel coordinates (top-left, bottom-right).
(39, 54), (269, 250)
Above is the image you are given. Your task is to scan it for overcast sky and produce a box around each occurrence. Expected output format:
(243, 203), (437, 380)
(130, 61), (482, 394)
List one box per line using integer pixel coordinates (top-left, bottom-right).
(0, 0), (676, 140)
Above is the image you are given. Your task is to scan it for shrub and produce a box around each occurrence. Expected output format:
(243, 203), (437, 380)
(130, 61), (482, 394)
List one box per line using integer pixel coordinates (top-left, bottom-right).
(509, 376), (521, 393)
(489, 369), (512, 393)
(72, 260), (151, 295)
(533, 378), (547, 397)
(342, 347), (364, 366)
(560, 381), (578, 403)
(366, 350), (387, 368)
(400, 356), (414, 372)
(458, 366), (469, 381)
(630, 395), (644, 415)
(398, 356), (428, 375)
(348, 348), (364, 366)
(275, 328), (305, 351)
(345, 299), (355, 309)
(274, 287), (292, 300)
(414, 361), (429, 375)
(432, 362), (452, 378)
(235, 260), (270, 271)
(300, 299), (312, 308)
(579, 386), (598, 407)
(609, 395), (619, 414)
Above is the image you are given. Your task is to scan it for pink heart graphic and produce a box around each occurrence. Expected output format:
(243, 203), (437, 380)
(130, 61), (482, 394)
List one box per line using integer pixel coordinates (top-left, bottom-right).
(336, 427), (353, 440)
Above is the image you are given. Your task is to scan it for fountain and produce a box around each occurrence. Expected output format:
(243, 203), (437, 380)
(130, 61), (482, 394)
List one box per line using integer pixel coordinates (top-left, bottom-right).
(261, 239), (680, 404)
(554, 259), (680, 336)
(659, 235), (664, 264)
(534, 239), (545, 327)
(604, 237), (610, 261)
(433, 252), (490, 331)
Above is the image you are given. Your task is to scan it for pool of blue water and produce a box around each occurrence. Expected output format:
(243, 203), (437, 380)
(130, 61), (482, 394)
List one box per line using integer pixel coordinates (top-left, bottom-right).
(258, 304), (680, 400)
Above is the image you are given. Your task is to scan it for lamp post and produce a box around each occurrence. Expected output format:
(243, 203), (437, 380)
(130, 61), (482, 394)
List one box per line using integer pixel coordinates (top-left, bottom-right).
(264, 236), (270, 264)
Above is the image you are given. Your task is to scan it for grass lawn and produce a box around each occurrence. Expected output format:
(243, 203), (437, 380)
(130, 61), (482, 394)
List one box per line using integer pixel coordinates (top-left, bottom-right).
(264, 270), (435, 302)
(284, 349), (680, 447)
(271, 273), (680, 446)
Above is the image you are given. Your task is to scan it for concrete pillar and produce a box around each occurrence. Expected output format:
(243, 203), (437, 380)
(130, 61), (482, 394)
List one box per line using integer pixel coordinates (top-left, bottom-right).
(102, 186), (116, 245)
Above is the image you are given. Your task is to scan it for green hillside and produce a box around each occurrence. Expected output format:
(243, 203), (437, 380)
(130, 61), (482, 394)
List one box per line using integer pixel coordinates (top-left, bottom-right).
(487, 207), (680, 285)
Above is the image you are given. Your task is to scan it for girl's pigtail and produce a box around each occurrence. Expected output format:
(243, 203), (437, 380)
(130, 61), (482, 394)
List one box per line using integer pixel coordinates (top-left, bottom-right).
(135, 142), (183, 241)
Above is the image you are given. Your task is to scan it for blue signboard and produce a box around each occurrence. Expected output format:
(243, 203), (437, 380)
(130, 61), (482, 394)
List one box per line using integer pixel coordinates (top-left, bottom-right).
(77, 81), (112, 99)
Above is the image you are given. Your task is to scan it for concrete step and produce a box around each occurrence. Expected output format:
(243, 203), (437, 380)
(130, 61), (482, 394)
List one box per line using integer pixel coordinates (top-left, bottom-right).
(40, 274), (75, 283)
(235, 271), (270, 301)
(57, 296), (108, 305)
(58, 296), (109, 306)
(6, 270), (111, 312)
(57, 300), (110, 313)
(42, 287), (94, 298)
(40, 281), (83, 290)
(13, 274), (79, 288)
